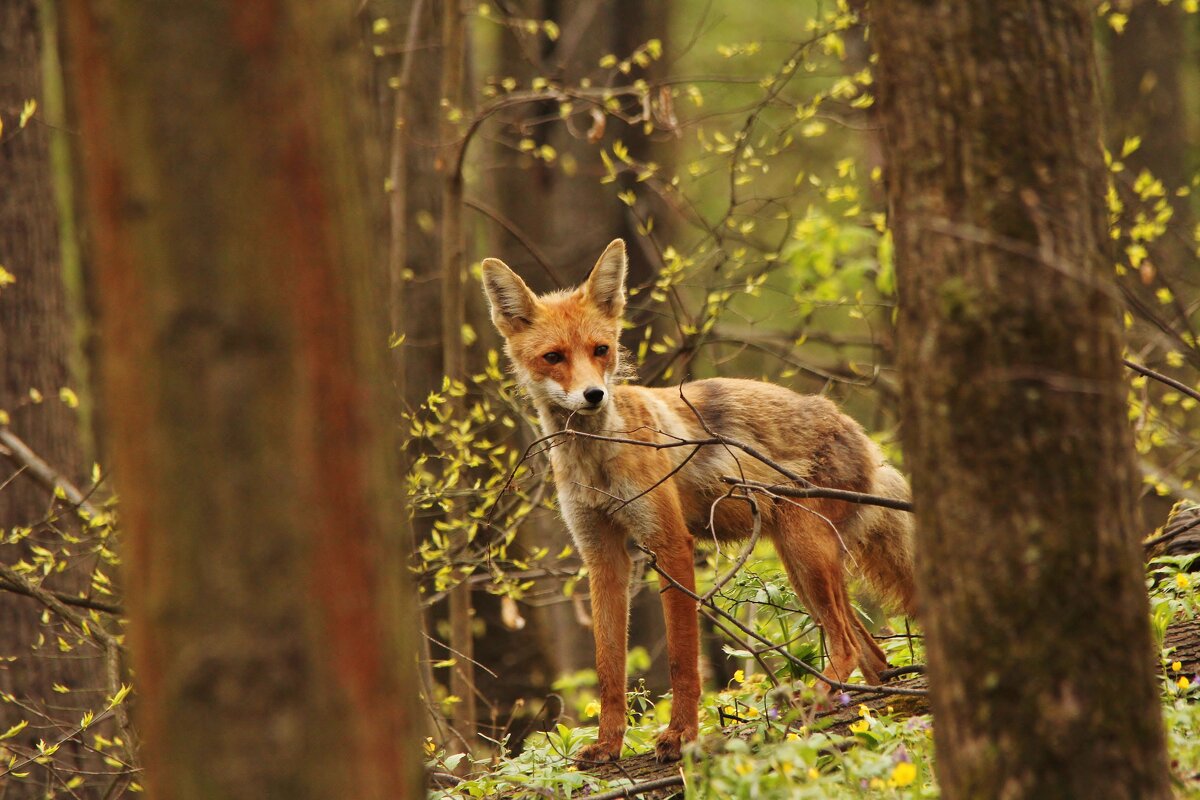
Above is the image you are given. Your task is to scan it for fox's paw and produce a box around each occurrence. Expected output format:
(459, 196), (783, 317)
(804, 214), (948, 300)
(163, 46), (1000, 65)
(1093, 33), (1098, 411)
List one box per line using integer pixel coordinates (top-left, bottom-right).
(808, 681), (844, 712)
(654, 727), (696, 763)
(577, 741), (622, 764)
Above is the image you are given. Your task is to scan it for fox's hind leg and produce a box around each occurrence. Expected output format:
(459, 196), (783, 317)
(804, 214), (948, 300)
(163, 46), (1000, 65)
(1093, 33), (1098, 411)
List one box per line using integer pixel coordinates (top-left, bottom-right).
(850, 609), (889, 680)
(770, 507), (879, 686)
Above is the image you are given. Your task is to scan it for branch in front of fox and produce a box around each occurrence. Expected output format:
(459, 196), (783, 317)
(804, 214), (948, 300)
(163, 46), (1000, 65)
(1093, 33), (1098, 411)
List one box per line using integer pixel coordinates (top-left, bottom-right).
(613, 443), (706, 513)
(510, 421), (820, 490)
(720, 477), (914, 513)
(495, 424), (905, 535)
(677, 384), (749, 487)
(702, 494), (761, 601)
(488, 426), (703, 523)
(635, 544), (928, 699)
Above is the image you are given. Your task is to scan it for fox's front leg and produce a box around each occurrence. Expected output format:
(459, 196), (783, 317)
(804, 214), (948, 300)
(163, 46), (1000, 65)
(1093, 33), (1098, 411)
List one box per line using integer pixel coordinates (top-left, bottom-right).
(576, 537), (631, 763)
(646, 519), (700, 762)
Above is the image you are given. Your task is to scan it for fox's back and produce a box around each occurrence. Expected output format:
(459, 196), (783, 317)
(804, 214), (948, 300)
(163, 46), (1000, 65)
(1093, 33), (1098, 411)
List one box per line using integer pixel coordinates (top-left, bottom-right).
(610, 378), (880, 540)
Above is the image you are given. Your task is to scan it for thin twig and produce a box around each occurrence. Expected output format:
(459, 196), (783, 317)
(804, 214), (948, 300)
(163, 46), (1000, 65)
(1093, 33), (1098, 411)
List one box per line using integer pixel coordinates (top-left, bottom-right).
(702, 506), (760, 602)
(585, 775), (685, 800)
(1124, 358), (1200, 404)
(464, 197), (560, 287)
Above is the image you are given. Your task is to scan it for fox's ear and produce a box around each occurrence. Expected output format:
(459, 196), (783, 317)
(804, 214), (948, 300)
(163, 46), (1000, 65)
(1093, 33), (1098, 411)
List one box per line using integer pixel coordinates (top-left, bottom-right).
(584, 239), (627, 318)
(482, 257), (539, 336)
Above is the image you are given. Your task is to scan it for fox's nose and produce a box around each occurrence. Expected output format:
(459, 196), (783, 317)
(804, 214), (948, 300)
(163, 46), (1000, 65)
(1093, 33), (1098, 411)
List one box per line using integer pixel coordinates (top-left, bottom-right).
(583, 387), (606, 405)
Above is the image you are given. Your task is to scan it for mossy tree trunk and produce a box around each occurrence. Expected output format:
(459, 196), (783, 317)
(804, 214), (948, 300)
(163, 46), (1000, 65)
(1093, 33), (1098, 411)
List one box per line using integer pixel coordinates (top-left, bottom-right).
(61, 1), (421, 797)
(872, 1), (1172, 797)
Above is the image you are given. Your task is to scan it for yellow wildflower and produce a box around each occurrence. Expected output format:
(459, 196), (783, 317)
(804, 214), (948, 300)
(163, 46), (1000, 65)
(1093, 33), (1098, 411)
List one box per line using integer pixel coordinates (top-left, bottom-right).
(807, 767), (820, 780)
(849, 719), (869, 734)
(584, 700), (601, 718)
(1176, 573), (1192, 590)
(1179, 676), (1192, 691)
(733, 669), (745, 684)
(891, 762), (917, 787)
(1172, 661), (1182, 673)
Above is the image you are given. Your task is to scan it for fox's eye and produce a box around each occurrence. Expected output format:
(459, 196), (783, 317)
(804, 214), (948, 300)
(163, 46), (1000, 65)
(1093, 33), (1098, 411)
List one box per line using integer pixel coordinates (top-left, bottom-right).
(543, 352), (564, 364)
(594, 345), (610, 357)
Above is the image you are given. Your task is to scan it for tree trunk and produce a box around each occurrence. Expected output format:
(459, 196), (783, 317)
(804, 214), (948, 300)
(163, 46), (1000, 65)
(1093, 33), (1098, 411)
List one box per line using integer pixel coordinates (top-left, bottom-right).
(393, 0), (444, 410)
(437, 0), (479, 754)
(61, 1), (421, 797)
(872, 1), (1172, 797)
(0, 2), (109, 795)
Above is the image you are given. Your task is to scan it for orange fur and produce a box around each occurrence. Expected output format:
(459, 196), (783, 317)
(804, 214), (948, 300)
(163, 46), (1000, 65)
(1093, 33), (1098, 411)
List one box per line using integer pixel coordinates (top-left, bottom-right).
(482, 240), (917, 763)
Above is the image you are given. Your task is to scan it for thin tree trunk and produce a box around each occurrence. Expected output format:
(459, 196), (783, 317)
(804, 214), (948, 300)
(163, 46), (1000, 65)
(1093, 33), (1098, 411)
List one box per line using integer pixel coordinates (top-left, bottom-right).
(61, 1), (421, 797)
(872, 1), (1172, 797)
(439, 0), (477, 753)
(382, 0), (446, 742)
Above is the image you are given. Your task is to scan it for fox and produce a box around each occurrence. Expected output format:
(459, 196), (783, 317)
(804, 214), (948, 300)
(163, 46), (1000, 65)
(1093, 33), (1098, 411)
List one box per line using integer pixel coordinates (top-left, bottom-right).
(481, 238), (917, 763)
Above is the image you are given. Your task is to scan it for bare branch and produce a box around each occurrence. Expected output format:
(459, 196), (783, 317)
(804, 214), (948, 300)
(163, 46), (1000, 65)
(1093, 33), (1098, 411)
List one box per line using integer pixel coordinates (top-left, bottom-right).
(720, 477), (913, 512)
(0, 426), (104, 520)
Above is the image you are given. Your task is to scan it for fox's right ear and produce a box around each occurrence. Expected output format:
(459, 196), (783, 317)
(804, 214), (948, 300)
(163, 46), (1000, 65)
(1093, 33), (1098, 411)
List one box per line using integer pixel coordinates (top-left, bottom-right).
(482, 258), (539, 336)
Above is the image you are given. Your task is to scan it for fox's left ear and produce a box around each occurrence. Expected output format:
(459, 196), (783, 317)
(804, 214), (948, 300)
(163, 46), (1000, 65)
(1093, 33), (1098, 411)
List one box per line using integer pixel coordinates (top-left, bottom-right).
(482, 257), (539, 336)
(584, 239), (627, 318)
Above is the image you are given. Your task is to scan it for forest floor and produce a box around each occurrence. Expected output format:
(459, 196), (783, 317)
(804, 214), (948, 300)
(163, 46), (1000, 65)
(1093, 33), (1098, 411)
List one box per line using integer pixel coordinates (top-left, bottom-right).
(426, 613), (1200, 799)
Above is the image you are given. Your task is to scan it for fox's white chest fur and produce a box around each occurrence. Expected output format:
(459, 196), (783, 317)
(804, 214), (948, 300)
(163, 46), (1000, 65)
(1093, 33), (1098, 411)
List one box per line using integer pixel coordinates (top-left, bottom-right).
(538, 407), (659, 553)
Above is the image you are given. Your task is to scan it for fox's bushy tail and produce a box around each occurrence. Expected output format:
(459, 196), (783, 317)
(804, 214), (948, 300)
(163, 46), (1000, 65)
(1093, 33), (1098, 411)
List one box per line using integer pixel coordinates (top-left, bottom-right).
(850, 464), (918, 616)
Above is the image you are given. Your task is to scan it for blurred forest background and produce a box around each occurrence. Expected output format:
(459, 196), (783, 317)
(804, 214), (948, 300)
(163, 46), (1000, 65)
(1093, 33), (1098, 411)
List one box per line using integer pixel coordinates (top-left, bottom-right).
(3, 0), (1200, 797)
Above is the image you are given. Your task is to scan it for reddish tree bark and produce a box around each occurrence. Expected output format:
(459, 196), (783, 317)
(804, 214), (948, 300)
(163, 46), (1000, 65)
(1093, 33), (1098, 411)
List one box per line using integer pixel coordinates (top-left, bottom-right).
(61, 1), (421, 797)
